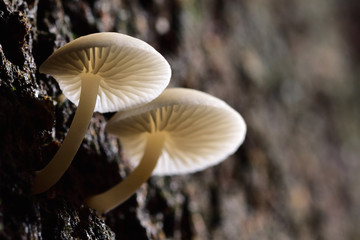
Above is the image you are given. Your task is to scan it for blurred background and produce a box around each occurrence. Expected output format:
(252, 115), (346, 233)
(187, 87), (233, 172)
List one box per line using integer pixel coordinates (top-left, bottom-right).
(1, 0), (359, 239)
(144, 0), (360, 239)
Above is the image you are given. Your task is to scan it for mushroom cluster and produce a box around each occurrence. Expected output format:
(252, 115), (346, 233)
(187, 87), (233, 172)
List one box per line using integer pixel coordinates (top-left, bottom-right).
(34, 32), (246, 216)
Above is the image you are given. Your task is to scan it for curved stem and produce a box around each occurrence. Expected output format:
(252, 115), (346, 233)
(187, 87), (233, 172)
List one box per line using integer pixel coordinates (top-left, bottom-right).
(86, 132), (166, 215)
(33, 74), (101, 194)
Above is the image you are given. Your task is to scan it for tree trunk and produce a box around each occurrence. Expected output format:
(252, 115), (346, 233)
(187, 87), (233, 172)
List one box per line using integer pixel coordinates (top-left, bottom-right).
(0, 0), (359, 239)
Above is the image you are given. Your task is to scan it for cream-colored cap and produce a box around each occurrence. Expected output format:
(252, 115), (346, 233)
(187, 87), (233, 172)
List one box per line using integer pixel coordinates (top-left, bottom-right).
(39, 32), (171, 113)
(106, 88), (247, 175)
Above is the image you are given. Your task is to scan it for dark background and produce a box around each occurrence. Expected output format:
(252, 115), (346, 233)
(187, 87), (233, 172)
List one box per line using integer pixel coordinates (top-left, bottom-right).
(0, 0), (359, 239)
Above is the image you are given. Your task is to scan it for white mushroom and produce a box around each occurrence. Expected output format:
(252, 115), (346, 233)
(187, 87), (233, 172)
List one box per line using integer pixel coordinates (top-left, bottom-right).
(86, 88), (246, 214)
(33, 32), (171, 194)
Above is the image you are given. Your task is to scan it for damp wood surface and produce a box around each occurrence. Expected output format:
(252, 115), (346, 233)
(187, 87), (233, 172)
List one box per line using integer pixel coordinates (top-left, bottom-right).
(0, 0), (359, 239)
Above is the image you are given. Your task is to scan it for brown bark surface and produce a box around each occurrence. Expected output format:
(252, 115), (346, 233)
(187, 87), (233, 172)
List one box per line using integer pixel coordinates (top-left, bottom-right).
(0, 0), (359, 239)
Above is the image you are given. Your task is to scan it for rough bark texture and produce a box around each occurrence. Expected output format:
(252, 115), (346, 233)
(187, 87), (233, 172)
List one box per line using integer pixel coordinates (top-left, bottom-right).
(0, 0), (359, 239)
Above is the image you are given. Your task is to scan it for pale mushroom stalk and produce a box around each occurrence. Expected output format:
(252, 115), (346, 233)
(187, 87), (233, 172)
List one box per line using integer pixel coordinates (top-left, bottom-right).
(33, 74), (101, 194)
(86, 131), (166, 214)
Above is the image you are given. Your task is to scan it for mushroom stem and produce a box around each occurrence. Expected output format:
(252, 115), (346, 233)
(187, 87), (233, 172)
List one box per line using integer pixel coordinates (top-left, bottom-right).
(33, 74), (101, 194)
(86, 131), (166, 214)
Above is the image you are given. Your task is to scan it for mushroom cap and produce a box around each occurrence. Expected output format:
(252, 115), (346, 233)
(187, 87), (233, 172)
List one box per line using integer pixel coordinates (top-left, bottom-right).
(106, 88), (247, 175)
(39, 32), (171, 113)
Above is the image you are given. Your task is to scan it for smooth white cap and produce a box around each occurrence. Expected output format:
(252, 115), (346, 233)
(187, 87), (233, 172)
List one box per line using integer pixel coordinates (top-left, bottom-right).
(106, 88), (247, 175)
(39, 32), (171, 113)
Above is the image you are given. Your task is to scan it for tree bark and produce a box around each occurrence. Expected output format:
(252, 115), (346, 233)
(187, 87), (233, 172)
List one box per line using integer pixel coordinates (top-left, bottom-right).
(0, 0), (359, 239)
